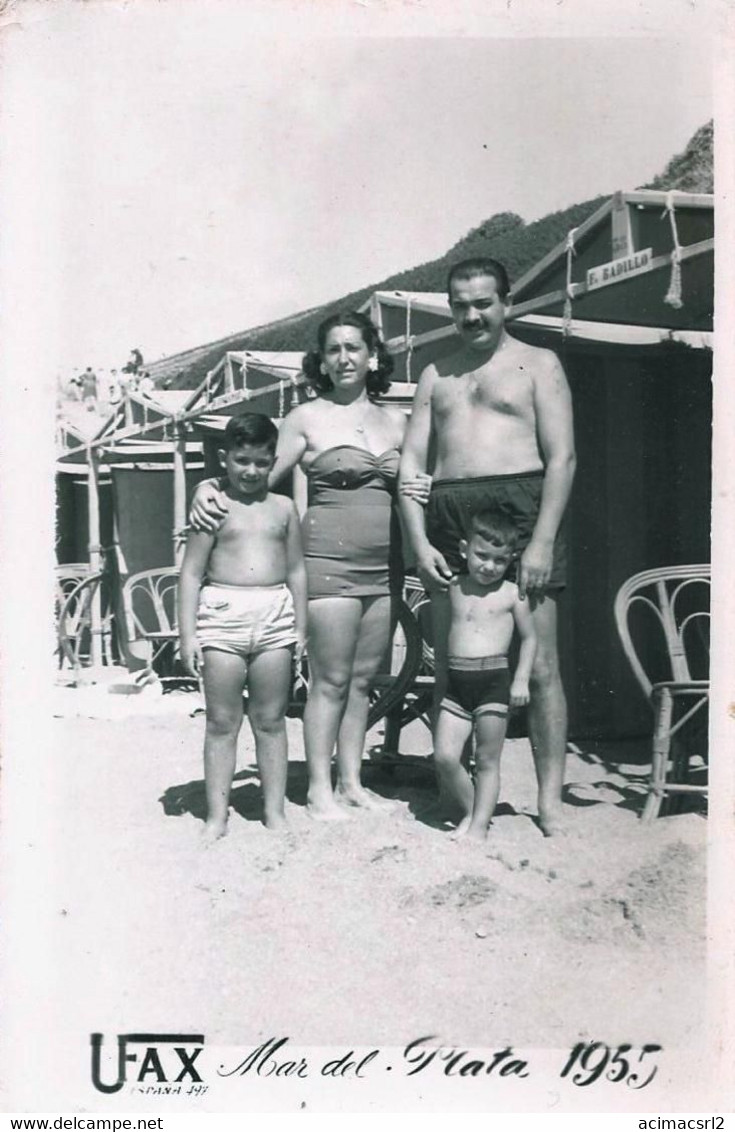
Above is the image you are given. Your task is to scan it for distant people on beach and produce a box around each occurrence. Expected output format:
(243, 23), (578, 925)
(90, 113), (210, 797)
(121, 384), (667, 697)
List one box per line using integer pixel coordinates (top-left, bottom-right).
(120, 369), (138, 397)
(80, 367), (98, 410)
(178, 413), (307, 840)
(108, 369), (122, 405)
(434, 508), (536, 840)
(190, 310), (430, 823)
(66, 373), (83, 401)
(123, 348), (144, 375)
(138, 371), (155, 397)
(399, 256), (575, 837)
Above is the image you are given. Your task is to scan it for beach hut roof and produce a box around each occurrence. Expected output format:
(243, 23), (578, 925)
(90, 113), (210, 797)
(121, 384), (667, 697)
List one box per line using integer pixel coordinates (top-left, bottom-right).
(363, 191), (713, 368)
(509, 189), (713, 336)
(180, 350), (306, 422)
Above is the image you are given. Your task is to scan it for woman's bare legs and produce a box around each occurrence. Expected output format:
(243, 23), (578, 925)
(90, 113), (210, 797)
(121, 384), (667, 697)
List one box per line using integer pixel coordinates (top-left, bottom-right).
(303, 597), (362, 820)
(335, 595), (396, 810)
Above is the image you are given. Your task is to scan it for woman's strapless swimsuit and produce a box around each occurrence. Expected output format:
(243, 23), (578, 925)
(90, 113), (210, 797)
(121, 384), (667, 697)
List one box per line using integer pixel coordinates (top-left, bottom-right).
(302, 445), (402, 599)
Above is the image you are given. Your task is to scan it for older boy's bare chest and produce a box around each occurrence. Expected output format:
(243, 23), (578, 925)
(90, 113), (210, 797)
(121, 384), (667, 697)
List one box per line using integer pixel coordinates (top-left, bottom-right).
(220, 500), (286, 545)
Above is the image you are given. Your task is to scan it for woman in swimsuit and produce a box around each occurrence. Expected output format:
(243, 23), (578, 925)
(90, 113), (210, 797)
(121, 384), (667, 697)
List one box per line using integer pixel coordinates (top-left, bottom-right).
(191, 311), (429, 821)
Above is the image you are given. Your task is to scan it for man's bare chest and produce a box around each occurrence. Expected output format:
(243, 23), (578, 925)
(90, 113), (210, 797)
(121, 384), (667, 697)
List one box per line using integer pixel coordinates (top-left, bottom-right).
(433, 369), (534, 420)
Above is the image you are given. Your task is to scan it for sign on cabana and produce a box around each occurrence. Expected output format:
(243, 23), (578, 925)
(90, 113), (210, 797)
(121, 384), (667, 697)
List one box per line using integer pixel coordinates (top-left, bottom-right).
(586, 247), (653, 291)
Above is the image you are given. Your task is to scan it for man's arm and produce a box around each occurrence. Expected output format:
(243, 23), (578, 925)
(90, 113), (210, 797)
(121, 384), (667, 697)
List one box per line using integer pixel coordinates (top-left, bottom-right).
(521, 353), (576, 597)
(398, 367), (453, 590)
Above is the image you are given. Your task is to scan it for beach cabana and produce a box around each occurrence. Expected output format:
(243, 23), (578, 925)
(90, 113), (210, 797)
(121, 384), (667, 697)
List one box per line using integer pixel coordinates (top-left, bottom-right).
(365, 190), (713, 741)
(56, 392), (205, 667)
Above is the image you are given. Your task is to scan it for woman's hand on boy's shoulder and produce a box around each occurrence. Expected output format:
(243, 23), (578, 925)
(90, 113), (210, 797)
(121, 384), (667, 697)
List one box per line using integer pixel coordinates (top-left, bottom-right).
(190, 479), (229, 532)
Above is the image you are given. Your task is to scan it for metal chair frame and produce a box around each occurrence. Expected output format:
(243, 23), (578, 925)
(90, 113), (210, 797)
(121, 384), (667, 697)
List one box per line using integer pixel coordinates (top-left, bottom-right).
(614, 564), (710, 820)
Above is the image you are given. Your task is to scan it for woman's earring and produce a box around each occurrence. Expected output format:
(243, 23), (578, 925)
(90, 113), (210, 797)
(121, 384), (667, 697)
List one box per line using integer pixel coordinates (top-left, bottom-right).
(367, 356), (379, 373)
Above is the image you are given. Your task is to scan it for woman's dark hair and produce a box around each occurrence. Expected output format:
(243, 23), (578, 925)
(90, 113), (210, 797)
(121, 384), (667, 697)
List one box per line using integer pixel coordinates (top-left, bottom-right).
(302, 310), (393, 398)
(222, 411), (278, 453)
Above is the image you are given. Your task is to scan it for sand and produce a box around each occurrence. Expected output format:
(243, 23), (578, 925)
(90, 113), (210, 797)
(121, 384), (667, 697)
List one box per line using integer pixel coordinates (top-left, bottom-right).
(45, 690), (706, 1054)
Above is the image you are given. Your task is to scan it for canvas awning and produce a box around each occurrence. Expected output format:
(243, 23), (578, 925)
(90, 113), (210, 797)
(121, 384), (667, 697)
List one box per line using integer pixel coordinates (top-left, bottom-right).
(361, 190), (713, 378)
(180, 350), (306, 421)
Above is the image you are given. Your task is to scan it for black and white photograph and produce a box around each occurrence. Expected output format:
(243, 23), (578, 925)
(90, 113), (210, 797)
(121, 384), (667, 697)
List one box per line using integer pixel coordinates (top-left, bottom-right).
(1, 0), (733, 1118)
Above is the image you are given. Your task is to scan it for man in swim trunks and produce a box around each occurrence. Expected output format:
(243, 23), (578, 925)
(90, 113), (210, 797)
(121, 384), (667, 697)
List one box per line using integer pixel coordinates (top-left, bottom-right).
(399, 256), (576, 837)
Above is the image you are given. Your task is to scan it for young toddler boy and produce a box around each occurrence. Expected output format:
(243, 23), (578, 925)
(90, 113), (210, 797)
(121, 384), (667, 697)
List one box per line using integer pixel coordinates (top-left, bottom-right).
(178, 412), (307, 840)
(434, 508), (537, 840)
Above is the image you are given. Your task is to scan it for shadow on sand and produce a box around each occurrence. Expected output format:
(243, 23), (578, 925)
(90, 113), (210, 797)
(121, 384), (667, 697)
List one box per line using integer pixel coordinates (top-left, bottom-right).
(158, 736), (706, 829)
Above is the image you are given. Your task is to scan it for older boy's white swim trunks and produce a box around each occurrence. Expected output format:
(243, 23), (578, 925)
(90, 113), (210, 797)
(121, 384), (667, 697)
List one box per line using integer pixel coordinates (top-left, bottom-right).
(196, 582), (296, 658)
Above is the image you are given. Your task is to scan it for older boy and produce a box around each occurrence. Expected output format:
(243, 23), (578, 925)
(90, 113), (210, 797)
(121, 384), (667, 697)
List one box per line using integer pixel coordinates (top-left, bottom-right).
(178, 413), (307, 840)
(399, 256), (575, 836)
(435, 509), (536, 840)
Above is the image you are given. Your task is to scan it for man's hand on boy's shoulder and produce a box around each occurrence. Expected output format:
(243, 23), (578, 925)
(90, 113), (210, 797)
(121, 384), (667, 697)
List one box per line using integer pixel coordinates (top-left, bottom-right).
(190, 478), (229, 532)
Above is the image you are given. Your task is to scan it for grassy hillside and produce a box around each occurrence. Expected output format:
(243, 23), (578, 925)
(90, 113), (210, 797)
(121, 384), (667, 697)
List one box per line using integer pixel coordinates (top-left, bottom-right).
(151, 121), (713, 389)
(643, 121), (713, 194)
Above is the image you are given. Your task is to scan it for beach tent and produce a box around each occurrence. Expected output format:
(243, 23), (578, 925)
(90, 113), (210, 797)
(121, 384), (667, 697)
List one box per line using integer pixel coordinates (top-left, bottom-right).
(364, 190), (713, 740)
(56, 392), (206, 662)
(363, 190), (712, 361)
(55, 414), (111, 566)
(180, 350), (307, 452)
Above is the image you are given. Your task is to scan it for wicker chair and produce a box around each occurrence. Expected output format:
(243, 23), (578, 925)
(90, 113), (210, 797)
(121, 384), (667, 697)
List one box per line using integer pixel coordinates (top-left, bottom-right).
(120, 567), (180, 680)
(57, 570), (115, 674)
(614, 565), (710, 820)
(55, 563), (91, 607)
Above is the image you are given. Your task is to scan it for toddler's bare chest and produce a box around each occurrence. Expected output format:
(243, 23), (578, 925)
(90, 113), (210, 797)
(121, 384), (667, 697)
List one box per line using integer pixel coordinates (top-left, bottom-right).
(453, 592), (512, 625)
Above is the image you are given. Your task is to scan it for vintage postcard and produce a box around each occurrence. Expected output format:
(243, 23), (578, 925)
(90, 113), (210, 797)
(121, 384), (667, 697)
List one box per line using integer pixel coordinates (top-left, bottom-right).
(1, 0), (732, 1119)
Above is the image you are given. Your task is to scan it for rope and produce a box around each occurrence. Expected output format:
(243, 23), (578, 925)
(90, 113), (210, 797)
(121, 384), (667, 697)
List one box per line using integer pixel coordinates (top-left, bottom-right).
(405, 295), (414, 384)
(662, 191), (683, 309)
(563, 227), (578, 337)
(278, 378), (285, 419)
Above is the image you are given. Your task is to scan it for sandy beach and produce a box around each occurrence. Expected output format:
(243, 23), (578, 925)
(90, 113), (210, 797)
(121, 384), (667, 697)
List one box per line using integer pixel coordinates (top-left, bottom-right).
(46, 689), (706, 1052)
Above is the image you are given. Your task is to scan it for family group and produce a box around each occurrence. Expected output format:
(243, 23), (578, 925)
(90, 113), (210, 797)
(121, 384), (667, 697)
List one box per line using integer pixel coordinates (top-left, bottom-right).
(177, 256), (576, 842)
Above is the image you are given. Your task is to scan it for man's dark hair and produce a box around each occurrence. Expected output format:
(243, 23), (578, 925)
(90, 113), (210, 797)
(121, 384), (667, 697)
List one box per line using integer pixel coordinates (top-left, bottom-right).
(222, 412), (278, 453)
(447, 257), (511, 302)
